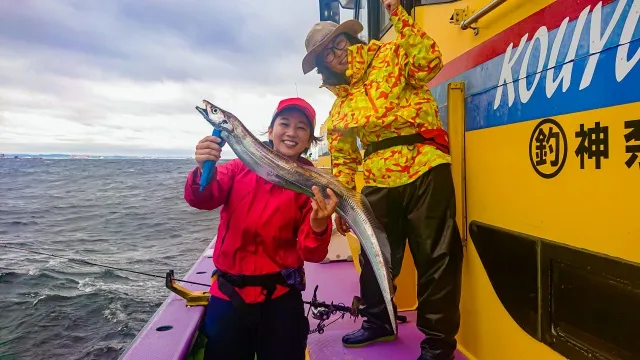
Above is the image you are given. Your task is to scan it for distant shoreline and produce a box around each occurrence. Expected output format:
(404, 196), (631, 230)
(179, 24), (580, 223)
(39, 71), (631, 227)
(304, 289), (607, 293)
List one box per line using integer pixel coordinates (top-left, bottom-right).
(0, 154), (235, 161)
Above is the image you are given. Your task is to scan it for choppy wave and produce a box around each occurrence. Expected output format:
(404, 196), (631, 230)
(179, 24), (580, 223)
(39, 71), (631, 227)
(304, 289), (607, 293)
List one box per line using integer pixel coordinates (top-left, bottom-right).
(0, 159), (222, 360)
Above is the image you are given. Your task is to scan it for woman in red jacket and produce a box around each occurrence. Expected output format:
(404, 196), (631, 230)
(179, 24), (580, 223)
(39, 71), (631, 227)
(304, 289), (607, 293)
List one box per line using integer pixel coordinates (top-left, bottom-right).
(184, 97), (337, 360)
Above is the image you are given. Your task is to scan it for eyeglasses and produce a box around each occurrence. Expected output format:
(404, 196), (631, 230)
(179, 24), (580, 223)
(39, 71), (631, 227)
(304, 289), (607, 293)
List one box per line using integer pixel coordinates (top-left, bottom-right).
(321, 35), (348, 64)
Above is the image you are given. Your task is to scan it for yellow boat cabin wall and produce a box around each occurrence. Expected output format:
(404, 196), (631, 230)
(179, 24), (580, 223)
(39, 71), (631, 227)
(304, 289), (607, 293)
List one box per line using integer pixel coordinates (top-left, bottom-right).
(313, 0), (640, 359)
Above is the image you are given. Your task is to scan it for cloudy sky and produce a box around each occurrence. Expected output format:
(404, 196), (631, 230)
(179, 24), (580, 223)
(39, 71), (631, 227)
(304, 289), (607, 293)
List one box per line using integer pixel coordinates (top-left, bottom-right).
(0, 1), (351, 158)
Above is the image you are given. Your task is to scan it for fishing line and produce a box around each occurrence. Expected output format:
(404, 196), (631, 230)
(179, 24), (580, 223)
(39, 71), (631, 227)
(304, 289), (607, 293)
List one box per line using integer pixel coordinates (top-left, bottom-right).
(2, 243), (396, 334)
(0, 242), (211, 287)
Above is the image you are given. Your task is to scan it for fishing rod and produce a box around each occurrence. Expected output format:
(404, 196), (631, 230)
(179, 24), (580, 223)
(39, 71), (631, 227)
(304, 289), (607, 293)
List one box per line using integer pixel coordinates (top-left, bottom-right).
(0, 242), (211, 288)
(1, 242), (406, 334)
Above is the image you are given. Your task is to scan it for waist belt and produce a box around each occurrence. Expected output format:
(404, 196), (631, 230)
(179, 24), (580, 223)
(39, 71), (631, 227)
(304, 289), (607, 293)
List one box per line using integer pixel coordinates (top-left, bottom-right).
(216, 267), (306, 310)
(363, 133), (450, 160)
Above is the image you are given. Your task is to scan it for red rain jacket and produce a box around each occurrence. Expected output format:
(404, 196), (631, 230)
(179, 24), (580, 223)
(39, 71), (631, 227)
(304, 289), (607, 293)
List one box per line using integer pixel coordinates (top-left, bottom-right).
(184, 157), (332, 303)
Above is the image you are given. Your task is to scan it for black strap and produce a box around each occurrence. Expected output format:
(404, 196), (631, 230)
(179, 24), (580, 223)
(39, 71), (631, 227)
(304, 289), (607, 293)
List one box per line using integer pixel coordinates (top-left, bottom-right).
(217, 275), (250, 310)
(363, 133), (430, 160)
(218, 271), (287, 289)
(216, 270), (292, 312)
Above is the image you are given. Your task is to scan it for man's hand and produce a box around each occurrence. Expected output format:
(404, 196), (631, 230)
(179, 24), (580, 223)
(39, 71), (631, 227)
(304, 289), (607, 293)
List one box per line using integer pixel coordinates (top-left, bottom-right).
(310, 186), (339, 233)
(381, 0), (400, 14)
(334, 214), (351, 236)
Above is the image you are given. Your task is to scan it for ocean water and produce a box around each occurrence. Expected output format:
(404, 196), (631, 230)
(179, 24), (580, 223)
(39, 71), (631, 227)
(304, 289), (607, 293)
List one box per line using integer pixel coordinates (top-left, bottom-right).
(0, 159), (224, 360)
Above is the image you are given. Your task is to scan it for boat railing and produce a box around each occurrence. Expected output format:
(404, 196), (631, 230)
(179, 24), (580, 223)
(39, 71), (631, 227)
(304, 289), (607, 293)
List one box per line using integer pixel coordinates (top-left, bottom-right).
(118, 237), (217, 360)
(460, 0), (507, 35)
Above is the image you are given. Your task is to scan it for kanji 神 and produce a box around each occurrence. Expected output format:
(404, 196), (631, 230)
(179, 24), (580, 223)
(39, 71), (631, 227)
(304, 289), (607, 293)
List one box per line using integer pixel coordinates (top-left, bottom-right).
(574, 121), (609, 170)
(624, 119), (640, 169)
(534, 126), (561, 167)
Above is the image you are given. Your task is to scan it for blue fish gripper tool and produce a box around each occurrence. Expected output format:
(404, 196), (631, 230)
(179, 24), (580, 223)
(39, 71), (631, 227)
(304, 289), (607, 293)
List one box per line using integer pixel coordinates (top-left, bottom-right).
(199, 128), (226, 192)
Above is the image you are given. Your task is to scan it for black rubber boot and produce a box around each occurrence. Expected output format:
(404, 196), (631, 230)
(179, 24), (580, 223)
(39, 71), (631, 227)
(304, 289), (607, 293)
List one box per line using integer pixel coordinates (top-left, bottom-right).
(341, 326), (397, 348)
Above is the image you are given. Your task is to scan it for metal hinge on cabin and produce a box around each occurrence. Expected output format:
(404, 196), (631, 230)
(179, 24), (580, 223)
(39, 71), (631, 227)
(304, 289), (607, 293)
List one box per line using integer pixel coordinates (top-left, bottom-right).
(449, 7), (470, 26)
(451, 0), (508, 36)
(450, 7), (479, 36)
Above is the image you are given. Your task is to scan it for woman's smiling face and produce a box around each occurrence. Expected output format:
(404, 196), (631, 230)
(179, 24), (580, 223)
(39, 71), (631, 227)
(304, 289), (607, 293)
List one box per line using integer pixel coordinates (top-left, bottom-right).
(268, 108), (312, 160)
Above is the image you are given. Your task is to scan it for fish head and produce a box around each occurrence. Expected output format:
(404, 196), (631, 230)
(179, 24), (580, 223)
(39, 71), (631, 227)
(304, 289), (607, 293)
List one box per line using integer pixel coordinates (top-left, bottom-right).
(195, 100), (235, 133)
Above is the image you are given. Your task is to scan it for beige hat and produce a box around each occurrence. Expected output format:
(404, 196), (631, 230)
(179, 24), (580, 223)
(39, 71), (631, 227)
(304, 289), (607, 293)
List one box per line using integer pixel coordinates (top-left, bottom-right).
(302, 19), (363, 74)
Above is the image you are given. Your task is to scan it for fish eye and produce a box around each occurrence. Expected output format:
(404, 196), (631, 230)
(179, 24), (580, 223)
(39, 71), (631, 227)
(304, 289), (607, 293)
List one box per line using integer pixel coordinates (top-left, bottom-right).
(212, 108), (219, 114)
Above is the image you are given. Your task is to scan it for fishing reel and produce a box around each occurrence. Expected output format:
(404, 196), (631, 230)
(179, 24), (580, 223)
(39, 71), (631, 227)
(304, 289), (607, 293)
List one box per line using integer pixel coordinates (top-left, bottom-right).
(310, 306), (332, 322)
(303, 285), (361, 334)
(303, 285), (408, 335)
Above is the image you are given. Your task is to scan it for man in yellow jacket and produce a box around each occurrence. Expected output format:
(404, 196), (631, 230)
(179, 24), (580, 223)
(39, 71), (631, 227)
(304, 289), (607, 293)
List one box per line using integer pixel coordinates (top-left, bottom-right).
(302, 1), (463, 359)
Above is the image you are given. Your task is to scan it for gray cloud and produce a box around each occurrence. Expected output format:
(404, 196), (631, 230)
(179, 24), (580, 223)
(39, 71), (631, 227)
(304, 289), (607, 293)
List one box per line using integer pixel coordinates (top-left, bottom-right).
(0, 0), (321, 84)
(0, 0), (339, 156)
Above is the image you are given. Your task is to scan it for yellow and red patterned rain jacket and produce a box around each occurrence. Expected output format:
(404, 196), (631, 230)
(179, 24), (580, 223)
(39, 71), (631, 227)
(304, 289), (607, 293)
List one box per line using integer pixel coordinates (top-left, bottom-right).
(324, 5), (450, 190)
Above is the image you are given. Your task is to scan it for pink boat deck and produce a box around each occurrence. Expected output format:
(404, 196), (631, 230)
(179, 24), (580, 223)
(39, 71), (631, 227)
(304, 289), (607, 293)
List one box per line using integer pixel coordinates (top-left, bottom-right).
(303, 261), (469, 360)
(119, 239), (217, 360)
(119, 240), (469, 360)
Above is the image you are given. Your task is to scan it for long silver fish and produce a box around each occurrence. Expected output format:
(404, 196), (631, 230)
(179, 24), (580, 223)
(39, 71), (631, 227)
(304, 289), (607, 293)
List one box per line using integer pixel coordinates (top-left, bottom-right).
(195, 100), (397, 334)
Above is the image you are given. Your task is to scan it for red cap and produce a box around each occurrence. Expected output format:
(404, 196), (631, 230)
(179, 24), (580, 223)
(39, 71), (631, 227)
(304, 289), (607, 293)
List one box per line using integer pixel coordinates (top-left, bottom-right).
(271, 97), (316, 130)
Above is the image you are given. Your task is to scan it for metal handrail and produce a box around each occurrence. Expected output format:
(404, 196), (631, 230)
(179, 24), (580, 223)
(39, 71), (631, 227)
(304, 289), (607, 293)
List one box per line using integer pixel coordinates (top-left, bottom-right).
(460, 0), (507, 33)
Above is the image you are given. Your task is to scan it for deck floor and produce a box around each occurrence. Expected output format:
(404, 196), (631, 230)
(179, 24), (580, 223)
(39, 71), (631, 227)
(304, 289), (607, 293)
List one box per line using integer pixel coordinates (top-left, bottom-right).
(303, 261), (468, 360)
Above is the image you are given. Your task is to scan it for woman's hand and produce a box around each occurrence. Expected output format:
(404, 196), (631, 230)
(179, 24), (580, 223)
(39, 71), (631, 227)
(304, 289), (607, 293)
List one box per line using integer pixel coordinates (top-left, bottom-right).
(195, 135), (223, 170)
(310, 186), (339, 233)
(381, 0), (400, 14)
